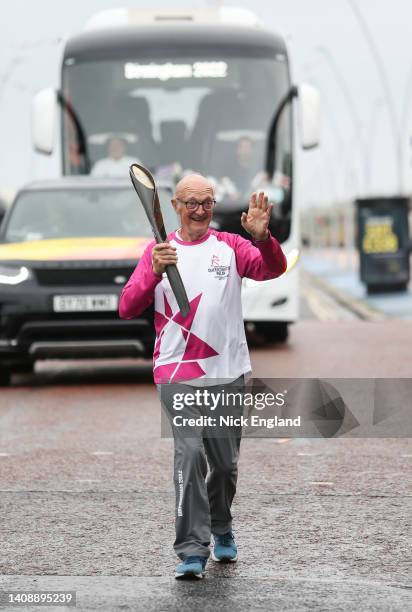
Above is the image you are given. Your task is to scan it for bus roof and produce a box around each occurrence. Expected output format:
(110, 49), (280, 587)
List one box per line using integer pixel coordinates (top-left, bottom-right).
(64, 24), (287, 62)
(83, 7), (263, 29)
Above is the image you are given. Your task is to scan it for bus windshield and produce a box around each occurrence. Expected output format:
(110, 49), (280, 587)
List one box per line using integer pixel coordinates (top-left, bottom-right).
(62, 51), (292, 241)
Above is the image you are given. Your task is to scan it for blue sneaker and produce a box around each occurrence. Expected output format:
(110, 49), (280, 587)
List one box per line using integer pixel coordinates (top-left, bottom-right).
(175, 555), (208, 579)
(211, 531), (237, 562)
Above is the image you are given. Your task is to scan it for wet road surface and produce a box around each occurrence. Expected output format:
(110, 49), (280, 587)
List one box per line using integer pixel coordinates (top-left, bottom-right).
(1, 283), (411, 610)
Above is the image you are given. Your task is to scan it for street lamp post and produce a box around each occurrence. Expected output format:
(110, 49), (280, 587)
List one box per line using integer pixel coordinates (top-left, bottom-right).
(347, 0), (403, 193)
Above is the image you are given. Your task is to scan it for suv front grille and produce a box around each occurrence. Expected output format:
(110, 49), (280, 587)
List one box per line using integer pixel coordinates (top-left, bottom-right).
(34, 266), (134, 286)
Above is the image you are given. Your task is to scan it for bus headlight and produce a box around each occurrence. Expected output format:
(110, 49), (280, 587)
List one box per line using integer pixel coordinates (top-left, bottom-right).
(283, 248), (300, 275)
(0, 265), (32, 285)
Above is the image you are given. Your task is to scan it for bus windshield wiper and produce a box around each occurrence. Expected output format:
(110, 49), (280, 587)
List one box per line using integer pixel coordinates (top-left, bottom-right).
(265, 85), (298, 180)
(57, 91), (91, 174)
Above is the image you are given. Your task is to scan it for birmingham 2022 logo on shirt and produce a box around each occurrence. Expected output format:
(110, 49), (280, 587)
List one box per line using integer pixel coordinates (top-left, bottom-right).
(208, 254), (230, 279)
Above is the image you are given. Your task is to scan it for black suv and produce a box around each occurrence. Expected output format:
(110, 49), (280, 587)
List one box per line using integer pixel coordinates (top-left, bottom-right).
(0, 177), (176, 385)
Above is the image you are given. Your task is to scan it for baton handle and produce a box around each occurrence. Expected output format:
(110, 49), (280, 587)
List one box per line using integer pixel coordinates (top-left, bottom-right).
(165, 264), (190, 318)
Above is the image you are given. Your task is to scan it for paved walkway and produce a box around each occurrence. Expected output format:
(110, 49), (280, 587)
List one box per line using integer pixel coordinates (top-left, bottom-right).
(302, 248), (412, 320)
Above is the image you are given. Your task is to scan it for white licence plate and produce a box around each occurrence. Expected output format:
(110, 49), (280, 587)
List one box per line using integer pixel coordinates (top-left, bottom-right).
(53, 294), (118, 312)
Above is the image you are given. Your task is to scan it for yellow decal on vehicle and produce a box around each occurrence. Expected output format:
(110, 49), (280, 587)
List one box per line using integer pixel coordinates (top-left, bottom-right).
(0, 237), (152, 261)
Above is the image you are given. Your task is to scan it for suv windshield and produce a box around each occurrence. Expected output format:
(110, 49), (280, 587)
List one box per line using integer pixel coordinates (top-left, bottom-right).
(3, 187), (178, 243)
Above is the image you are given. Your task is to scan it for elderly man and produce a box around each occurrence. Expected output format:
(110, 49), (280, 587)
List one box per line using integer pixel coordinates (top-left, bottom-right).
(119, 173), (287, 579)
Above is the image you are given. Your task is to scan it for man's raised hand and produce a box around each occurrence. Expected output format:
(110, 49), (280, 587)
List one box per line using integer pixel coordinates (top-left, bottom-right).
(240, 191), (272, 241)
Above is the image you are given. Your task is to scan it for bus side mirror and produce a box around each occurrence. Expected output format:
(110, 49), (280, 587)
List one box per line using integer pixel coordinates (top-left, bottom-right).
(296, 83), (320, 150)
(32, 88), (58, 154)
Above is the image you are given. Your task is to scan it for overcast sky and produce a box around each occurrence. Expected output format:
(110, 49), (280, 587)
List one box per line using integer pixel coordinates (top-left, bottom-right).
(1, 0), (411, 208)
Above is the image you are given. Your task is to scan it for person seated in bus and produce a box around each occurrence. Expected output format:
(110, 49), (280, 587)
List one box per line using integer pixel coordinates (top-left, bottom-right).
(220, 136), (259, 198)
(91, 136), (139, 177)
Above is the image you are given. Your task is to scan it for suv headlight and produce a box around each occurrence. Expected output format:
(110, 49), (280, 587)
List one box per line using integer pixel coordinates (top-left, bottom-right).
(0, 264), (32, 285)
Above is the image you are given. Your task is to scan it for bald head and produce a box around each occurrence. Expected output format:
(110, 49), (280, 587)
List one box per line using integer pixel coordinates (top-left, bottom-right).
(174, 173), (215, 201)
(172, 173), (215, 241)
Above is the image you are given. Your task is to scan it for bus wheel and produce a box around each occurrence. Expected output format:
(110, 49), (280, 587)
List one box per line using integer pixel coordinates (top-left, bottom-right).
(0, 368), (12, 386)
(254, 322), (289, 343)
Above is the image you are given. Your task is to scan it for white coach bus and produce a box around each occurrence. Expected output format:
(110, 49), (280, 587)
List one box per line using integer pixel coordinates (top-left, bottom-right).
(32, 6), (319, 342)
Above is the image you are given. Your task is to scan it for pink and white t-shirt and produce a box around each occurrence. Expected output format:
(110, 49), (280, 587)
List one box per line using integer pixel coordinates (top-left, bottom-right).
(119, 228), (287, 384)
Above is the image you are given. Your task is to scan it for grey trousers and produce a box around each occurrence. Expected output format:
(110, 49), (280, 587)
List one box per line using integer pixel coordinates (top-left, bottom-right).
(158, 376), (244, 560)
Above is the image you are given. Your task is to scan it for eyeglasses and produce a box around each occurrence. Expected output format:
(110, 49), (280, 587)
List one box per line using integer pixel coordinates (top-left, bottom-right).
(177, 198), (216, 211)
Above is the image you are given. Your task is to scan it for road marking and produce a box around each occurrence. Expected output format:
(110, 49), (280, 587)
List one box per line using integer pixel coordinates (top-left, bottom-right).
(0, 452), (10, 457)
(75, 479), (101, 483)
(310, 481), (334, 486)
(301, 286), (335, 321)
(401, 454), (412, 457)
(275, 439), (290, 444)
(297, 453), (318, 456)
(301, 274), (357, 321)
(91, 451), (114, 456)
(302, 268), (385, 321)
